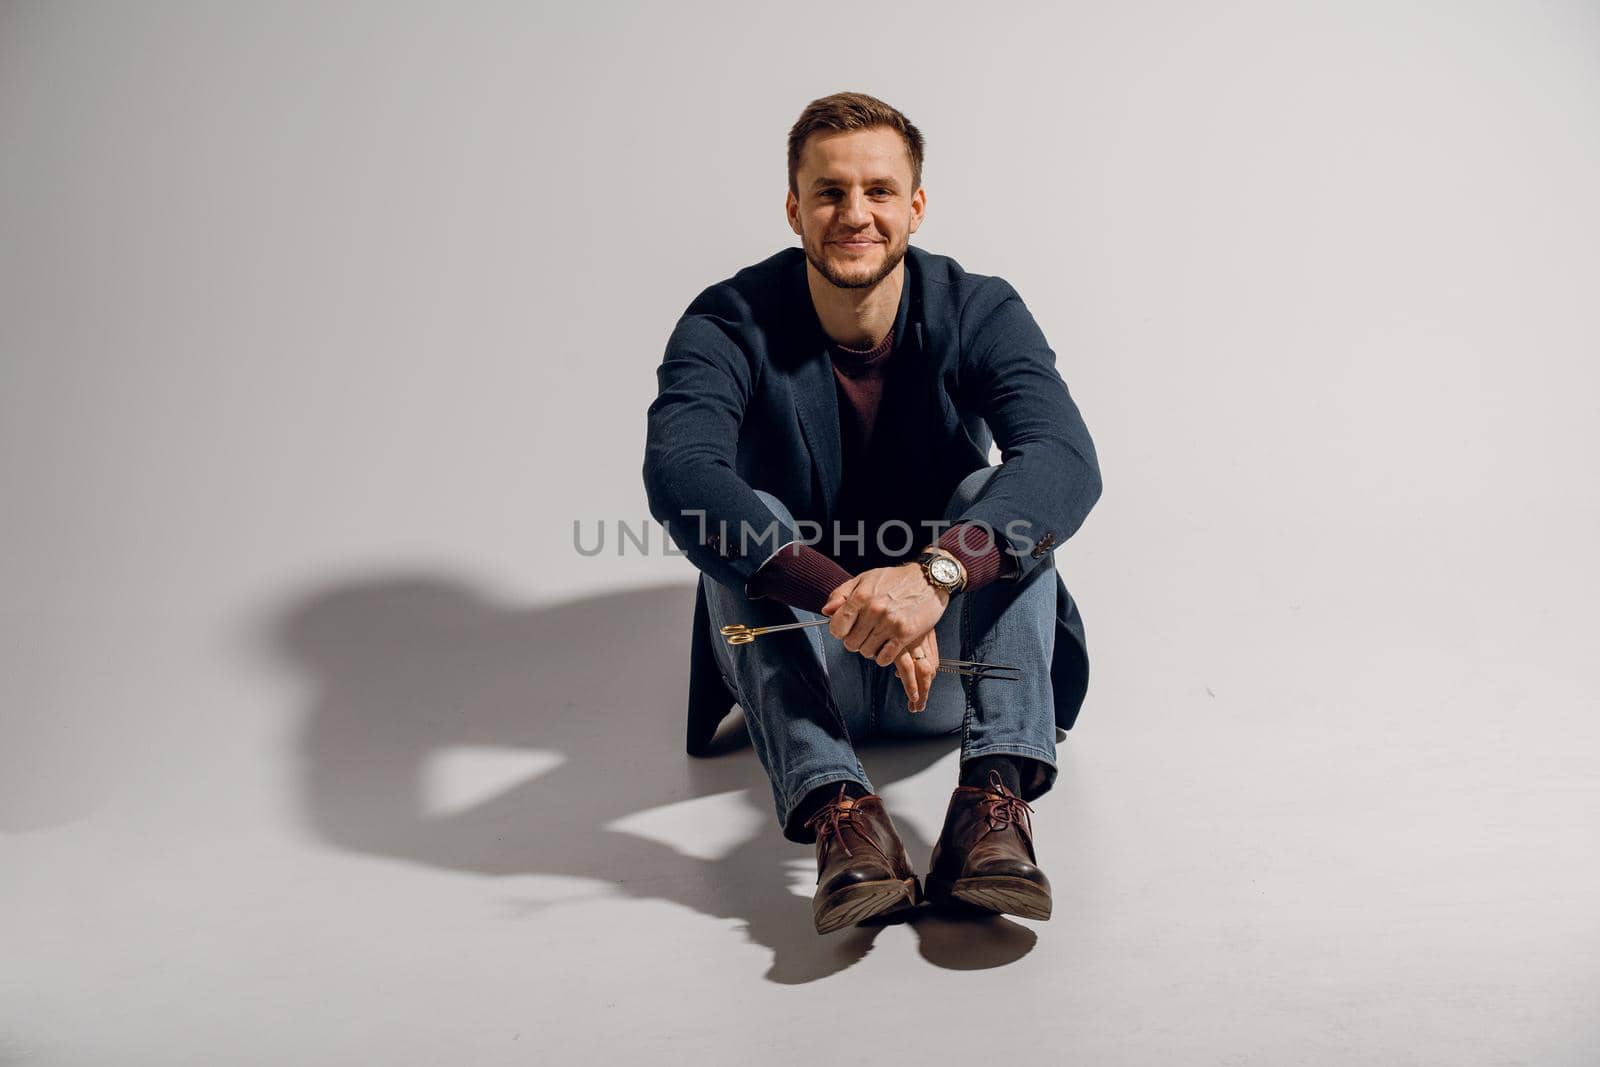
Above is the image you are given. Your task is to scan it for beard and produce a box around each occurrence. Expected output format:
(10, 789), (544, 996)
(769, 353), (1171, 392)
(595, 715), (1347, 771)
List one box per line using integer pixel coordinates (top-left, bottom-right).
(803, 233), (909, 290)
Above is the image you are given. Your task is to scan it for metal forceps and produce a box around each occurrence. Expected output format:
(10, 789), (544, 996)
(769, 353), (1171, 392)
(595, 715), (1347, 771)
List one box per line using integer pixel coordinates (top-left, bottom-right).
(719, 620), (1021, 681)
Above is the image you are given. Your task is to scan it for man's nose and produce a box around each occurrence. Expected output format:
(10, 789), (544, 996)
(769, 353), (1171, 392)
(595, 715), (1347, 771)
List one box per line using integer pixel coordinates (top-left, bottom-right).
(840, 190), (871, 225)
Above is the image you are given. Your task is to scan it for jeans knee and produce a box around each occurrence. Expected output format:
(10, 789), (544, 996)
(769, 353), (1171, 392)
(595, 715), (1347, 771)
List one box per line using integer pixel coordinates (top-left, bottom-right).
(752, 489), (798, 529)
(943, 465), (999, 522)
(750, 490), (806, 562)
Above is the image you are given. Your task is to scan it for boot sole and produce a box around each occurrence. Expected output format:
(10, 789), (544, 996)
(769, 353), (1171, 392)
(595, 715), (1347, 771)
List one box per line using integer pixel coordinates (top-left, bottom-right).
(927, 875), (1052, 921)
(812, 876), (921, 935)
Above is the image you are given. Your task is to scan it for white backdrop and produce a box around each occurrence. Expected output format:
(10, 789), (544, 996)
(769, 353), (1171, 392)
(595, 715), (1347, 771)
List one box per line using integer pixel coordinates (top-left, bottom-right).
(3, 2), (1597, 1064)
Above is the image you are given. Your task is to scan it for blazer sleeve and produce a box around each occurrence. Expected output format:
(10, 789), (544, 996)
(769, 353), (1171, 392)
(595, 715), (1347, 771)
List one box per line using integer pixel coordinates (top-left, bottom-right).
(642, 289), (803, 593)
(950, 278), (1103, 583)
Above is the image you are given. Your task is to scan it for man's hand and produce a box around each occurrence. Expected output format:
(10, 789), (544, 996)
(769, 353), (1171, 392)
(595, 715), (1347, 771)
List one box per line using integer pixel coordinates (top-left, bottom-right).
(822, 565), (946, 712)
(822, 561), (948, 672)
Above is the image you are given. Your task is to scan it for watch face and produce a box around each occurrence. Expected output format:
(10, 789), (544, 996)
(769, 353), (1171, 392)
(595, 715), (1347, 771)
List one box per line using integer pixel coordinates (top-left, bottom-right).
(930, 557), (959, 585)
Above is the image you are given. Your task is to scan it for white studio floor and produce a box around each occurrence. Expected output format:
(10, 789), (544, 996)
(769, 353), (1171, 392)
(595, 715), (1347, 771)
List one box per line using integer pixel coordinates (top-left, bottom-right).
(3, 578), (1596, 1066)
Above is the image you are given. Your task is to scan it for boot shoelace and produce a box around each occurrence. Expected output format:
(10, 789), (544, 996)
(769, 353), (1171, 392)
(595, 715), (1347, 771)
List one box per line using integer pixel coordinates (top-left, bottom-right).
(979, 769), (1036, 838)
(803, 784), (895, 870)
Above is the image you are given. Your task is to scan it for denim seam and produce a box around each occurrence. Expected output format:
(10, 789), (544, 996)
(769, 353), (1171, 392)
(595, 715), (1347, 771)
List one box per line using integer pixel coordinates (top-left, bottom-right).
(868, 654), (880, 737)
(959, 588), (975, 754)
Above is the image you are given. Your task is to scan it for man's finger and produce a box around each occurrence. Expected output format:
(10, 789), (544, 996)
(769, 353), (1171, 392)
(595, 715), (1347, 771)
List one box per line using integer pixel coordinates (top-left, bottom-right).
(857, 615), (897, 660)
(841, 600), (880, 652)
(913, 633), (937, 708)
(875, 632), (908, 668)
(884, 623), (929, 670)
(828, 601), (859, 641)
(857, 628), (890, 659)
(895, 651), (922, 712)
(821, 578), (857, 617)
(914, 636), (937, 677)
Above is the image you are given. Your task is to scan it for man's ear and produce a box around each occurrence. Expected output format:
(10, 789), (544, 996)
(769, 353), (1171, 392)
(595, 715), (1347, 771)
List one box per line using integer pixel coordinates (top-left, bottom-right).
(909, 186), (926, 234)
(785, 190), (801, 235)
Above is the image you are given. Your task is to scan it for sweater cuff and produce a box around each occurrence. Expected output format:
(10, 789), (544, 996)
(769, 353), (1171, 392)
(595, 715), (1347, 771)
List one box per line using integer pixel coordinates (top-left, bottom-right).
(937, 522), (1007, 594)
(745, 541), (853, 614)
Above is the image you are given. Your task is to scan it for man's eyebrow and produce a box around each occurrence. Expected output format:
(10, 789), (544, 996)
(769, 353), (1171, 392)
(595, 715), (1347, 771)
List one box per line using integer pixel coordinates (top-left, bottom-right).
(809, 175), (903, 190)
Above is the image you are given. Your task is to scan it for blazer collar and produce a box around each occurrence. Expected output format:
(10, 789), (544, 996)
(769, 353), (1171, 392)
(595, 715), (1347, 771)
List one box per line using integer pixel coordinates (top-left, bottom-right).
(784, 247), (924, 520)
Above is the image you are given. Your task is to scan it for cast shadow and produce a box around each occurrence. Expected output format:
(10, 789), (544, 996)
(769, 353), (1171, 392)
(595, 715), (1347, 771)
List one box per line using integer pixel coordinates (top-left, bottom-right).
(268, 575), (1048, 983)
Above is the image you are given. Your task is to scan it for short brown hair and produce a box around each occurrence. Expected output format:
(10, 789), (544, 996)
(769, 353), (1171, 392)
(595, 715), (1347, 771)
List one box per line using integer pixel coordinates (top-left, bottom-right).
(787, 92), (925, 197)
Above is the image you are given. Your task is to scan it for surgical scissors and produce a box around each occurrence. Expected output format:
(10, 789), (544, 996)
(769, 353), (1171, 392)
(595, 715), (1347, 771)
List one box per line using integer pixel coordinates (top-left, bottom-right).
(719, 620), (1020, 681)
(720, 619), (832, 644)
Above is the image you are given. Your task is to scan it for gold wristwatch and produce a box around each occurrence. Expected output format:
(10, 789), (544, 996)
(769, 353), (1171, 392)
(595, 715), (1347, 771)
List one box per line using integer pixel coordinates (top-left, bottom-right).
(916, 547), (966, 596)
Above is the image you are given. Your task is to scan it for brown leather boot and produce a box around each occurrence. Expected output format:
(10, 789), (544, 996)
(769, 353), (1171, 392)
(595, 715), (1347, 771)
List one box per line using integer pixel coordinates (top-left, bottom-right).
(802, 784), (921, 935)
(925, 768), (1052, 920)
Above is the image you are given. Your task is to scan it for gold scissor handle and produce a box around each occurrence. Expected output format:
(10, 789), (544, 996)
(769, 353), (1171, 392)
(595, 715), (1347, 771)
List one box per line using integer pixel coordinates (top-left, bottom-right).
(721, 618), (833, 645)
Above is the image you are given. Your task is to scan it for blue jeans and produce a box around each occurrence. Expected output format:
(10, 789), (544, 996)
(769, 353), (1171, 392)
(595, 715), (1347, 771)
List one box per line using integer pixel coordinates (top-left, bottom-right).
(701, 466), (1060, 843)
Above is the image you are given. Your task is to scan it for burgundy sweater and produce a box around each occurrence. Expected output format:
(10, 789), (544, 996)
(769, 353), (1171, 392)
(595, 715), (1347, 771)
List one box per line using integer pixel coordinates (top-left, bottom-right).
(745, 327), (1010, 613)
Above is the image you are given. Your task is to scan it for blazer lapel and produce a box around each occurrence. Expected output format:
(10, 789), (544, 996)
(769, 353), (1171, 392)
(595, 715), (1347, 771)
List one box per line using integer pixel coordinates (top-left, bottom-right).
(787, 279), (851, 521)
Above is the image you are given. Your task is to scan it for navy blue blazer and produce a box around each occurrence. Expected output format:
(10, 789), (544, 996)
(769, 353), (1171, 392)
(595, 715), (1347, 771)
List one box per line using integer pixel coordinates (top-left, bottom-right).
(643, 245), (1103, 756)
